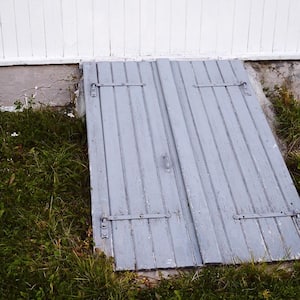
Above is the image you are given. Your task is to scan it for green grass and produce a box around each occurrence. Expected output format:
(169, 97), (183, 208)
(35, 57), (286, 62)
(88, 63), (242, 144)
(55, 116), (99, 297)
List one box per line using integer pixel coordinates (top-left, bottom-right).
(265, 85), (300, 192)
(1, 107), (300, 299)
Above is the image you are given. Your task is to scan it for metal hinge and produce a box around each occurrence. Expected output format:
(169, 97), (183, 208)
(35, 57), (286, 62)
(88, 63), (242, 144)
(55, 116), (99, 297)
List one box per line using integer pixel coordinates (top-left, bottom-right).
(90, 82), (145, 97)
(193, 81), (251, 96)
(233, 211), (300, 220)
(100, 213), (170, 239)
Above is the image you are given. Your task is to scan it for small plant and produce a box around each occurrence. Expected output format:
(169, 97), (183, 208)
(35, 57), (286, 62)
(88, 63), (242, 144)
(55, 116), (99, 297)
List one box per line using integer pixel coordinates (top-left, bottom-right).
(265, 85), (300, 192)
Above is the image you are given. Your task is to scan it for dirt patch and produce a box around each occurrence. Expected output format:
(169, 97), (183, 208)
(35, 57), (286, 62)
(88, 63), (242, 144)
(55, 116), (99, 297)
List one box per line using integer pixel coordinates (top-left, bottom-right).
(244, 61), (300, 153)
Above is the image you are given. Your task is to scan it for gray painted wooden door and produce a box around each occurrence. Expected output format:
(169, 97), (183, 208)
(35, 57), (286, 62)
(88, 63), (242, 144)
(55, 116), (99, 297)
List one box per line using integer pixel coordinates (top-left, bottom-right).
(84, 60), (300, 271)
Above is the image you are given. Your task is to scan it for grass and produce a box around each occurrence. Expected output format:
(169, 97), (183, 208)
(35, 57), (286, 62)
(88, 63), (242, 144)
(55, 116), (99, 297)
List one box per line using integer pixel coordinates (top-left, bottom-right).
(0, 105), (300, 299)
(265, 85), (300, 192)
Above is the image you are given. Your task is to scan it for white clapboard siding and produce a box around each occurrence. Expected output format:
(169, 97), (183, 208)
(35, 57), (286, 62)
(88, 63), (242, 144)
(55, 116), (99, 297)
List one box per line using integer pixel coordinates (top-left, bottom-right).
(0, 0), (299, 65)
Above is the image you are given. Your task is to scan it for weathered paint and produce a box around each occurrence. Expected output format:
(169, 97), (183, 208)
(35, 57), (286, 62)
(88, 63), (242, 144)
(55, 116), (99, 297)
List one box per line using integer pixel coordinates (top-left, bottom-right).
(84, 59), (300, 270)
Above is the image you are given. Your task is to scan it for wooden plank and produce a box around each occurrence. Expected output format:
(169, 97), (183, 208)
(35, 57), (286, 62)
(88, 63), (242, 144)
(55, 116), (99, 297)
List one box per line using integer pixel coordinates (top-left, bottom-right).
(0, 0), (18, 58)
(216, 0), (235, 55)
(125, 61), (177, 268)
(214, 60), (286, 260)
(140, 0), (155, 55)
(230, 60), (300, 259)
(97, 62), (135, 270)
(14, 0), (32, 57)
(0, 11), (4, 58)
(61, 0), (78, 57)
(83, 62), (112, 256)
(170, 0), (186, 55)
(28, 0), (46, 58)
(177, 60), (255, 261)
(155, 0), (171, 55)
(273, 0), (290, 53)
(93, 0), (110, 57)
(139, 62), (201, 267)
(43, 0), (63, 58)
(185, 0), (202, 55)
(149, 61), (202, 266)
(157, 59), (222, 264)
(199, 0), (218, 55)
(109, 0), (125, 57)
(260, 0), (277, 53)
(110, 62), (155, 269)
(77, 0), (93, 57)
(231, 0), (251, 54)
(124, 0), (140, 56)
(285, 0), (300, 52)
(190, 60), (255, 262)
(247, 0), (264, 54)
(173, 61), (231, 261)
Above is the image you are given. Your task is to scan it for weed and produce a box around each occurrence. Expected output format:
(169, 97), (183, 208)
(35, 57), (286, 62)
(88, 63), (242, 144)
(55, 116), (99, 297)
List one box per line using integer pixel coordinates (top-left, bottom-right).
(265, 85), (300, 192)
(1, 107), (299, 299)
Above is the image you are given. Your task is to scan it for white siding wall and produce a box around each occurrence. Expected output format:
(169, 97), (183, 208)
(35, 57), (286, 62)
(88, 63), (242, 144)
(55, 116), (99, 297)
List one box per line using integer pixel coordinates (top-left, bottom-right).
(0, 0), (299, 65)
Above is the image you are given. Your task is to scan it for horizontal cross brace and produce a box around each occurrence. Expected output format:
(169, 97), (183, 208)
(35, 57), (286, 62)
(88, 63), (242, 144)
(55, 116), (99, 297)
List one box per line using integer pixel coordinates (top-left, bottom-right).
(193, 81), (246, 88)
(233, 211), (300, 220)
(92, 82), (145, 87)
(90, 82), (145, 97)
(104, 213), (170, 221)
(100, 213), (170, 238)
(193, 81), (251, 96)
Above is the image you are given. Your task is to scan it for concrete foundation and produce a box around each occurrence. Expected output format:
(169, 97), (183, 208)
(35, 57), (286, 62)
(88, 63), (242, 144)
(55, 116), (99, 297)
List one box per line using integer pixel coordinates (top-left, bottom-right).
(0, 60), (299, 116)
(0, 64), (80, 111)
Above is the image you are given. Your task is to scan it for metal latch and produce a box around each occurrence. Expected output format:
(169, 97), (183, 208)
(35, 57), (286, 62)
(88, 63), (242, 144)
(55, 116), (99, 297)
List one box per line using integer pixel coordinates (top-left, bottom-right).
(101, 213), (170, 239)
(193, 81), (251, 96)
(90, 83), (97, 97)
(162, 153), (172, 172)
(90, 82), (145, 97)
(233, 211), (300, 220)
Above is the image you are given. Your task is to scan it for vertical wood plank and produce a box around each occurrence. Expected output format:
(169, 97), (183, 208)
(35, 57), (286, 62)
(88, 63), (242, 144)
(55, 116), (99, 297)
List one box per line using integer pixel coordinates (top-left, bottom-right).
(93, 0), (110, 57)
(157, 59), (222, 264)
(175, 61), (233, 261)
(97, 62), (136, 270)
(110, 62), (155, 269)
(77, 0), (93, 57)
(285, 0), (300, 52)
(185, 0), (202, 56)
(214, 60), (285, 260)
(247, 0), (264, 54)
(124, 0), (140, 56)
(28, 0), (46, 58)
(14, 0), (32, 57)
(83, 62), (112, 256)
(231, 0), (251, 55)
(170, 0), (186, 55)
(110, 0), (125, 56)
(43, 0), (63, 58)
(155, 0), (171, 55)
(231, 60), (300, 258)
(0, 9), (4, 58)
(216, 0), (235, 56)
(125, 61), (177, 268)
(140, 61), (201, 267)
(200, 0), (218, 55)
(61, 0), (77, 58)
(0, 0), (18, 58)
(273, 0), (290, 53)
(140, 0), (155, 55)
(260, 0), (277, 53)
